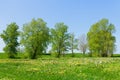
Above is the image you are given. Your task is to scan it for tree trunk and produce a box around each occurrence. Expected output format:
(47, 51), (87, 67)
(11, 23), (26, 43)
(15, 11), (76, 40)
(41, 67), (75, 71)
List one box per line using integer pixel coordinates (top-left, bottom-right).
(31, 48), (37, 59)
(101, 52), (108, 57)
(32, 52), (36, 59)
(71, 49), (74, 57)
(83, 48), (86, 55)
(83, 51), (85, 55)
(62, 51), (65, 57)
(57, 49), (61, 58)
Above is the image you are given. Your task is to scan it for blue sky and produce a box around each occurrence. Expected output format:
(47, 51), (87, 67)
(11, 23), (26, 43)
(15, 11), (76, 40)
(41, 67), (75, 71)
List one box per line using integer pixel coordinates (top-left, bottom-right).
(0, 0), (120, 53)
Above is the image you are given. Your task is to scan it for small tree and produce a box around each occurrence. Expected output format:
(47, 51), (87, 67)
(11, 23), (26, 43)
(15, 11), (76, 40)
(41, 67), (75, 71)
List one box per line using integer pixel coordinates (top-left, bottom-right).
(51, 22), (69, 58)
(0, 23), (19, 58)
(21, 18), (49, 59)
(78, 34), (88, 55)
(69, 33), (78, 57)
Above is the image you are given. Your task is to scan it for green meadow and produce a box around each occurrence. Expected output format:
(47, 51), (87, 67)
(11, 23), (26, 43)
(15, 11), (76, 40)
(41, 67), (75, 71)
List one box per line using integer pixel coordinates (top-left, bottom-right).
(0, 54), (120, 80)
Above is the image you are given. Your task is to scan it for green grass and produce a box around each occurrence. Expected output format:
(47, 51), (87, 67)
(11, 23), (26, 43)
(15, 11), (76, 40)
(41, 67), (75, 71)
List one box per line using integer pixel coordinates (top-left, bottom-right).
(0, 57), (120, 80)
(1, 53), (120, 59)
(0, 53), (8, 59)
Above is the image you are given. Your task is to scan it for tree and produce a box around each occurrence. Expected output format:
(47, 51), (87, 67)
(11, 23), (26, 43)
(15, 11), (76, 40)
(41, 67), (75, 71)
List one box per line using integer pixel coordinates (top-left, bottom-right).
(69, 33), (78, 57)
(0, 23), (19, 58)
(87, 19), (116, 57)
(21, 18), (49, 59)
(78, 34), (88, 55)
(51, 23), (69, 57)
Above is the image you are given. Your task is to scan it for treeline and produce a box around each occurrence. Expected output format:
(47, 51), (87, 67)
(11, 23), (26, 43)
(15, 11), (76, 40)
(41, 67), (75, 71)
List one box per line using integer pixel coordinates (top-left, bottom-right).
(0, 18), (116, 59)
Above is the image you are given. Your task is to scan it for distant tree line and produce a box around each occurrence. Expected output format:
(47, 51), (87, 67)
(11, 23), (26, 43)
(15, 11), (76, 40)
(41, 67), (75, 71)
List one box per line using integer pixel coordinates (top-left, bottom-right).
(0, 18), (116, 59)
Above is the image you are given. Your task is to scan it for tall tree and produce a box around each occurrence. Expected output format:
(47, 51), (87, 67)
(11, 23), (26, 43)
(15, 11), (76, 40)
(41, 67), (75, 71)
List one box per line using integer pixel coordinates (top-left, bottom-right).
(0, 23), (19, 58)
(69, 33), (78, 57)
(51, 23), (69, 57)
(87, 19), (116, 57)
(78, 34), (88, 54)
(21, 18), (49, 59)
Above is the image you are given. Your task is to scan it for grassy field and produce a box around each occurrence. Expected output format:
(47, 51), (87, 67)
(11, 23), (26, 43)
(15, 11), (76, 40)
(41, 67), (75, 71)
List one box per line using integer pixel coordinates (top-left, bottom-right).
(0, 56), (120, 80)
